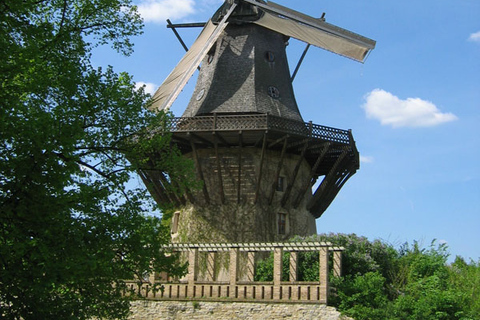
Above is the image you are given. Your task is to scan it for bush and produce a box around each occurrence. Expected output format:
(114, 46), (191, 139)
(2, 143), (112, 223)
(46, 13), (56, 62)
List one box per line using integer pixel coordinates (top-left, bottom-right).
(332, 272), (389, 320)
(254, 234), (480, 320)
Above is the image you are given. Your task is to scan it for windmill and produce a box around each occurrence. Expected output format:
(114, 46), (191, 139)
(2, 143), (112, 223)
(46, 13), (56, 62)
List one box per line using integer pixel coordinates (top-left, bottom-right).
(141, 0), (375, 243)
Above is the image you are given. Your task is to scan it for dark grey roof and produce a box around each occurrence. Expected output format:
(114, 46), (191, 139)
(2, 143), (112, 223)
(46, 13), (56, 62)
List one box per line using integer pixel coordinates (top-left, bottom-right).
(182, 24), (304, 122)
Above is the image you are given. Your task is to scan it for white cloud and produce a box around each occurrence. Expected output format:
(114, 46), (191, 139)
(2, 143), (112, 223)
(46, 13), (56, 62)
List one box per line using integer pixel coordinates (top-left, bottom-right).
(362, 89), (458, 128)
(468, 31), (480, 43)
(360, 155), (374, 164)
(137, 0), (196, 23)
(135, 81), (158, 95)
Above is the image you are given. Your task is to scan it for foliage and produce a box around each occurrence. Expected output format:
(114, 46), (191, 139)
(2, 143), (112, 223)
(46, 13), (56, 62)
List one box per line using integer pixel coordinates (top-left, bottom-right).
(448, 257), (480, 319)
(306, 233), (398, 280)
(254, 252), (289, 282)
(254, 250), (320, 282)
(0, 0), (193, 319)
(255, 234), (480, 320)
(332, 272), (389, 320)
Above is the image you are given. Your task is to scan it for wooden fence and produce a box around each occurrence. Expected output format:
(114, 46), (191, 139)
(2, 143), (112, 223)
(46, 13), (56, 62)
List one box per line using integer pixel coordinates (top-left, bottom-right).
(126, 242), (343, 304)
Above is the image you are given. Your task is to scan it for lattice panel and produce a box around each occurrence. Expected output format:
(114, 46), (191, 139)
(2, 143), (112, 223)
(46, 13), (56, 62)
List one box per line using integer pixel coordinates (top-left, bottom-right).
(168, 114), (351, 145)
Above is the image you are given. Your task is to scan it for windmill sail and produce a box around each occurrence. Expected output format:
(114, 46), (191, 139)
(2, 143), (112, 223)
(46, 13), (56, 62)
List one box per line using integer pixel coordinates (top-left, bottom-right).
(150, 0), (376, 112)
(247, 0), (376, 62)
(150, 3), (237, 112)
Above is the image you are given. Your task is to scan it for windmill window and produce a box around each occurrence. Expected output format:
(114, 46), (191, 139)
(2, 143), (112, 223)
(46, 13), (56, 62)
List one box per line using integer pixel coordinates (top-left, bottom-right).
(278, 213), (287, 235)
(207, 53), (214, 64)
(207, 47), (216, 64)
(196, 88), (205, 101)
(276, 176), (285, 192)
(265, 51), (275, 62)
(171, 211), (180, 234)
(268, 86), (280, 99)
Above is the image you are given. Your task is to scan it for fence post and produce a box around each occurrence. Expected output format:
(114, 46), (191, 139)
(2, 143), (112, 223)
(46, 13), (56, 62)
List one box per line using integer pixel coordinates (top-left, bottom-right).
(187, 248), (198, 298)
(319, 246), (329, 304)
(333, 249), (343, 277)
(229, 248), (239, 297)
(289, 251), (299, 282)
(206, 251), (217, 282)
(273, 247), (283, 300)
(246, 251), (256, 282)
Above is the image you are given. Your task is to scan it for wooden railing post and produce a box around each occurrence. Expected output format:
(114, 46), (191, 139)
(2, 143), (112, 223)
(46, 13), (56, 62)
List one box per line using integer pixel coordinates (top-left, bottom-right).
(229, 248), (239, 297)
(289, 251), (299, 282)
(246, 251), (256, 282)
(187, 248), (198, 297)
(206, 251), (216, 282)
(319, 246), (329, 304)
(273, 247), (283, 300)
(333, 249), (343, 277)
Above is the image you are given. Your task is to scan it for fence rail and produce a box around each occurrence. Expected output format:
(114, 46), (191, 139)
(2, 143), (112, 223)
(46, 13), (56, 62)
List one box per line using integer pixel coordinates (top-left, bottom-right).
(166, 114), (351, 145)
(128, 283), (326, 303)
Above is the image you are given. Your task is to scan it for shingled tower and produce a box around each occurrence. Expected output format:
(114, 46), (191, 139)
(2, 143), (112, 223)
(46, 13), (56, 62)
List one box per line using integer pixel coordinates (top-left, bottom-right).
(142, 0), (375, 243)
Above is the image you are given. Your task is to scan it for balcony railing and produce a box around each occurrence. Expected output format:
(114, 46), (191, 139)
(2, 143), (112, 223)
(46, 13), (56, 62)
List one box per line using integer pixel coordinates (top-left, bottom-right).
(126, 242), (343, 304)
(166, 114), (352, 145)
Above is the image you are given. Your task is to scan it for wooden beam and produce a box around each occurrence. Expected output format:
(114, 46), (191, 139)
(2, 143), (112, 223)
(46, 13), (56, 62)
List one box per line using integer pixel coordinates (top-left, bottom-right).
(190, 140), (210, 204)
(254, 133), (267, 204)
(287, 137), (309, 151)
(313, 150), (349, 200)
(237, 131), (243, 204)
(214, 135), (225, 204)
(212, 131), (229, 147)
(171, 135), (193, 148)
(164, 241), (338, 252)
(291, 43), (311, 82)
(281, 139), (309, 207)
(254, 131), (268, 148)
(167, 19), (190, 52)
(138, 169), (169, 205)
(310, 157), (357, 217)
(166, 22), (207, 28)
(307, 149), (348, 212)
(268, 134), (289, 149)
(172, 180), (187, 205)
(293, 142), (330, 208)
(146, 171), (173, 204)
(158, 172), (182, 205)
(187, 132), (213, 147)
(268, 137), (288, 205)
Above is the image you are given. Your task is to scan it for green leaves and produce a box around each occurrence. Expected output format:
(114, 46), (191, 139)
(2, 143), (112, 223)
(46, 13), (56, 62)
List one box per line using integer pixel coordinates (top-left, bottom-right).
(333, 272), (389, 320)
(1, 0), (189, 319)
(255, 234), (480, 320)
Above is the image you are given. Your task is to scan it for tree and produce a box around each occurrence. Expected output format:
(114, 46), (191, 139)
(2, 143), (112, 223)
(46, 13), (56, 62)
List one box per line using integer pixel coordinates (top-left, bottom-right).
(0, 1), (192, 319)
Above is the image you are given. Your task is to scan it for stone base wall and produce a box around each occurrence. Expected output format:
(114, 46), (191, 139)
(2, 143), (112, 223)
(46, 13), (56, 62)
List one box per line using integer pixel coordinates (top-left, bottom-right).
(129, 301), (353, 320)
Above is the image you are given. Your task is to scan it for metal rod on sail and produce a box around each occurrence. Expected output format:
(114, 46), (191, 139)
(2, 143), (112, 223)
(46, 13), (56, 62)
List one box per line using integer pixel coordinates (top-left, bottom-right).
(167, 19), (190, 52)
(167, 19), (201, 71)
(291, 43), (311, 82)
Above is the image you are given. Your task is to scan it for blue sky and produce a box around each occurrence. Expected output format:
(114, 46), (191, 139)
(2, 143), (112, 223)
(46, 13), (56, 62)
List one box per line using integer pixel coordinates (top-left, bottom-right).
(93, 0), (479, 261)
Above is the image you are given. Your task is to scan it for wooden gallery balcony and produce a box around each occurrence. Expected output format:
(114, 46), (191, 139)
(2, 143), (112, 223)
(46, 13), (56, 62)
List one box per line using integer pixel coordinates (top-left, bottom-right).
(143, 113), (359, 218)
(126, 242), (343, 304)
